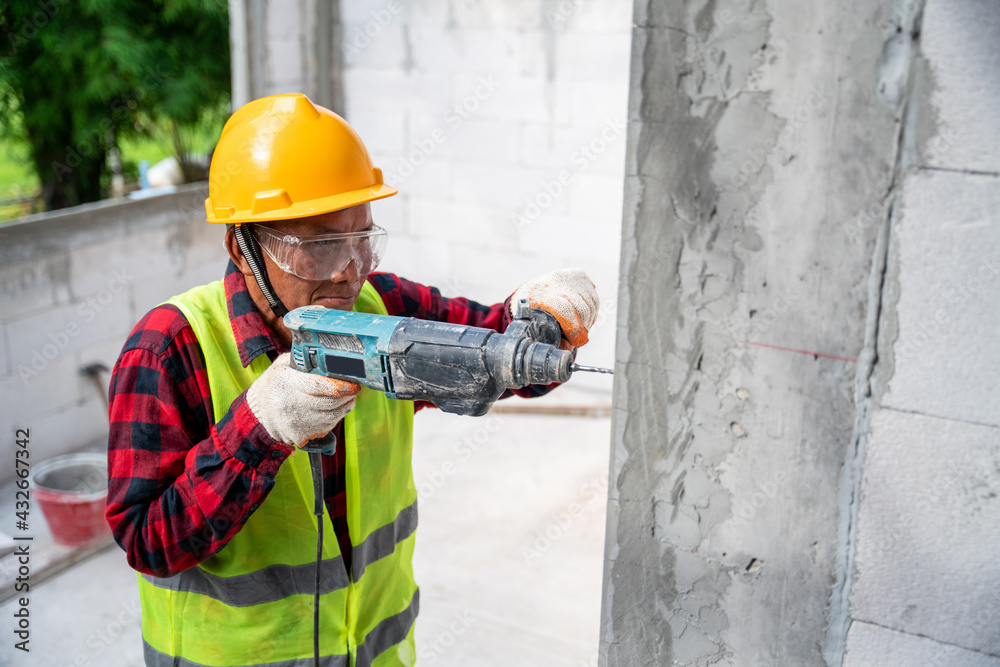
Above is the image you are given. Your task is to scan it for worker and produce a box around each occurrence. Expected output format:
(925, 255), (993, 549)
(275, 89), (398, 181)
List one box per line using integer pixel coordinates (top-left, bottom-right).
(105, 92), (599, 667)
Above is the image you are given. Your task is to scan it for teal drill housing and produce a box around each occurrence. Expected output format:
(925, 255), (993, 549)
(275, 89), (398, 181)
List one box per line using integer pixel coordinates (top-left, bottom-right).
(284, 299), (579, 417)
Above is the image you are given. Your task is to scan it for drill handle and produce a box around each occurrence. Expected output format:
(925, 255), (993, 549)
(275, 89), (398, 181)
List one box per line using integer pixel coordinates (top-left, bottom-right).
(511, 299), (562, 347)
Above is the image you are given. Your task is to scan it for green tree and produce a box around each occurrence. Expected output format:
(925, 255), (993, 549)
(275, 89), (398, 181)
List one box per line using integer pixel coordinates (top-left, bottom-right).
(0, 0), (230, 211)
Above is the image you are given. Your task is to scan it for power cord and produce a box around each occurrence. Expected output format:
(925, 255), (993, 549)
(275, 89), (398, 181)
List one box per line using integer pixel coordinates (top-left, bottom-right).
(309, 450), (325, 667)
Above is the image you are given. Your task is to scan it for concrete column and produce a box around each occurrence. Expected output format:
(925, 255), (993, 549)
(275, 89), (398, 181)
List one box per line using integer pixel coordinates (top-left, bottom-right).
(602, 0), (903, 663)
(228, 0), (344, 111)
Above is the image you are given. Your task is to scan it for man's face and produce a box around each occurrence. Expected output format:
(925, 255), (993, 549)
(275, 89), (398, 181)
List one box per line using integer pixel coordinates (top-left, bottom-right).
(259, 203), (374, 312)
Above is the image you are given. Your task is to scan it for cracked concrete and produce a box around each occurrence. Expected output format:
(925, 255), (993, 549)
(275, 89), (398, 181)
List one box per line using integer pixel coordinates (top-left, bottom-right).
(603, 0), (909, 664)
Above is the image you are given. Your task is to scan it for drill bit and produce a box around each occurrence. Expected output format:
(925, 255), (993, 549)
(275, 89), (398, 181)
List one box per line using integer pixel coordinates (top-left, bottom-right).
(571, 363), (614, 375)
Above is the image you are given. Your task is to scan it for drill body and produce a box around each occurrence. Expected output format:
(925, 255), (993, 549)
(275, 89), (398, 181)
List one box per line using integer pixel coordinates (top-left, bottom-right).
(284, 299), (573, 417)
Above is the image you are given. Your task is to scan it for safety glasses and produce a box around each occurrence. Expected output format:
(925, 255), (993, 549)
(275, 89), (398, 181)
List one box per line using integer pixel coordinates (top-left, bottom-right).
(252, 224), (388, 280)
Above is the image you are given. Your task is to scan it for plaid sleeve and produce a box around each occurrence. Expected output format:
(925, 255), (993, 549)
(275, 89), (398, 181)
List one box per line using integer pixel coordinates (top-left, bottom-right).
(106, 304), (295, 577)
(366, 272), (557, 401)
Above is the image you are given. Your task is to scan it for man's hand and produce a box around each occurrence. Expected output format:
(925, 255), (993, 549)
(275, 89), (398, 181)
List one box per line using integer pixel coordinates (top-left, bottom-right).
(511, 268), (600, 349)
(247, 352), (361, 448)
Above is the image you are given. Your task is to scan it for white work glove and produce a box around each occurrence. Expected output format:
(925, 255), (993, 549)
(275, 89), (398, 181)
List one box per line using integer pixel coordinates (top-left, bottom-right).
(246, 352), (361, 449)
(511, 268), (600, 349)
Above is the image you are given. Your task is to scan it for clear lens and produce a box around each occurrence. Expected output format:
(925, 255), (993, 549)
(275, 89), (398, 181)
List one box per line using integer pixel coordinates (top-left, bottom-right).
(253, 225), (388, 280)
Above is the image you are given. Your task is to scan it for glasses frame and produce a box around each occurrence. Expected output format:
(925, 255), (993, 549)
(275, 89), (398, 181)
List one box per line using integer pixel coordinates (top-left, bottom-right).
(251, 223), (389, 280)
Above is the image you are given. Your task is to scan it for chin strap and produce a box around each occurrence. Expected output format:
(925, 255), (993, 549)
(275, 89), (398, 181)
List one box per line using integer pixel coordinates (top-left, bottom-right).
(234, 224), (289, 318)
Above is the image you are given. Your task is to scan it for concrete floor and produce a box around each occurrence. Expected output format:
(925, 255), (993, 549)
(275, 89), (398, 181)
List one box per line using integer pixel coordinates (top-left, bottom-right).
(0, 389), (610, 666)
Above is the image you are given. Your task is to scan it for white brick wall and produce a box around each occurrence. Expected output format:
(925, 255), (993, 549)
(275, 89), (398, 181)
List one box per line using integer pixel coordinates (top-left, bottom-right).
(340, 0), (632, 385)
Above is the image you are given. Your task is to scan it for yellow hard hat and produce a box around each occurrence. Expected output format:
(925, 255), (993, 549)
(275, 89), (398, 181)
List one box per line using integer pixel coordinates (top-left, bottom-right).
(205, 93), (396, 224)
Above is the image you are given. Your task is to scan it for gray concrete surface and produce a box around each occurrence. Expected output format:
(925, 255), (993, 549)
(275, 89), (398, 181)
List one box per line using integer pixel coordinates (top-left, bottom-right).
(850, 410), (1000, 657)
(0, 392), (609, 666)
(845, 0), (1000, 662)
(601, 0), (904, 664)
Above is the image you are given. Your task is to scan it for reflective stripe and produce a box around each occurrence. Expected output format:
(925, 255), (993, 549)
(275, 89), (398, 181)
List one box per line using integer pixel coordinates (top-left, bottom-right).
(142, 557), (349, 608)
(143, 640), (349, 667)
(355, 590), (420, 667)
(141, 503), (416, 607)
(352, 502), (418, 580)
(142, 592), (419, 667)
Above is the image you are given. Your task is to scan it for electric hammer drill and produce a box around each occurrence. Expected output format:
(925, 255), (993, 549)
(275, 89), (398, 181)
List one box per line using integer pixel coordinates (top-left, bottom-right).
(284, 297), (612, 419)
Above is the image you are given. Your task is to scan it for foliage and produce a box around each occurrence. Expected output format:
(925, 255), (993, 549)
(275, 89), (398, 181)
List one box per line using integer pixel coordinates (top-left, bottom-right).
(0, 0), (230, 211)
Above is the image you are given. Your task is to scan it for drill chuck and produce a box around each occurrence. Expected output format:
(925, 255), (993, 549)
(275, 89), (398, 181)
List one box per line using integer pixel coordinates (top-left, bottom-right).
(517, 340), (573, 385)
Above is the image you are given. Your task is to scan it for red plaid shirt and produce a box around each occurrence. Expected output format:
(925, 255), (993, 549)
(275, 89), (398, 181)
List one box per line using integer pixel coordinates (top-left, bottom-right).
(106, 262), (553, 577)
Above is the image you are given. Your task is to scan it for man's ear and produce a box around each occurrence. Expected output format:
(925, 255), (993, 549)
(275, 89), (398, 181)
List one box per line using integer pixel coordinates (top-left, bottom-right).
(224, 226), (254, 277)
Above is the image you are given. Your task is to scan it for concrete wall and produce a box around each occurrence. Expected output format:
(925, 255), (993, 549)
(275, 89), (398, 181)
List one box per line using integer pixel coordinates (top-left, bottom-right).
(605, 0), (1000, 664)
(0, 185), (228, 485)
(842, 0), (1000, 664)
(603, 0), (905, 663)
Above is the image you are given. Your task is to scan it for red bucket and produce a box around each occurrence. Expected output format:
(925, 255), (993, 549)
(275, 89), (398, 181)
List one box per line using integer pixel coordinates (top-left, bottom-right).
(30, 453), (110, 548)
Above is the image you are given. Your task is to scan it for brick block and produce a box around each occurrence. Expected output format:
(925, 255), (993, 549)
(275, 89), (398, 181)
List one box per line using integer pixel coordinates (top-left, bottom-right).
(409, 28), (521, 74)
(103, 228), (189, 285)
(380, 235), (453, 290)
(517, 31), (548, 78)
(182, 220), (231, 269)
(570, 81), (630, 126)
(431, 119), (519, 164)
(7, 305), (78, 373)
(0, 354), (81, 434)
(919, 0), (1000, 173)
(409, 197), (519, 251)
(453, 74), (552, 123)
(882, 170), (1000, 427)
(556, 34), (632, 82)
(343, 69), (451, 113)
(452, 162), (561, 212)
(516, 211), (621, 265)
(348, 109), (407, 155)
(371, 193), (407, 236)
(0, 254), (73, 319)
(450, 245), (573, 305)
(131, 264), (222, 321)
(342, 24), (409, 68)
(68, 238), (139, 299)
(520, 120), (628, 173)
(8, 289), (131, 370)
(342, 0), (447, 27)
(341, 0), (402, 24)
(75, 338), (130, 384)
(552, 0), (633, 33)
(567, 172), (626, 221)
(451, 0), (544, 31)
(67, 286), (134, 353)
(851, 409), (1000, 656)
(381, 150), (451, 201)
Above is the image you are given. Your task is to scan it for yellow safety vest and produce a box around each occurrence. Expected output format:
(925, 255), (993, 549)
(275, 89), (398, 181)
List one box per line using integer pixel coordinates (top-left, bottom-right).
(137, 280), (418, 667)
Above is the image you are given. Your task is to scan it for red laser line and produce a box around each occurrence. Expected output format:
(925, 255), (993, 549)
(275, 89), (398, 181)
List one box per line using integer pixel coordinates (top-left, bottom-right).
(736, 340), (857, 363)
